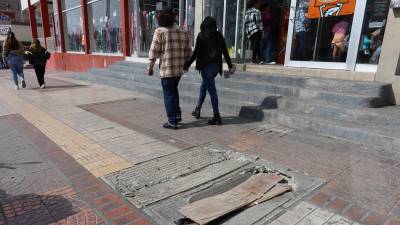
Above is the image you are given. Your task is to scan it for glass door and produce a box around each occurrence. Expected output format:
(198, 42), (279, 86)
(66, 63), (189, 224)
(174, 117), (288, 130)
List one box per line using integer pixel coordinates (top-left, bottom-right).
(355, 0), (390, 72)
(285, 0), (365, 70)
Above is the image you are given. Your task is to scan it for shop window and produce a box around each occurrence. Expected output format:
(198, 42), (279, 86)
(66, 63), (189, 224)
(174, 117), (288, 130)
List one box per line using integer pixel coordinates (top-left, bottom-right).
(62, 0), (84, 52)
(290, 0), (355, 62)
(357, 0), (390, 65)
(128, 0), (180, 56)
(53, 15), (61, 52)
(62, 0), (82, 10)
(87, 0), (122, 54)
(203, 0), (224, 32)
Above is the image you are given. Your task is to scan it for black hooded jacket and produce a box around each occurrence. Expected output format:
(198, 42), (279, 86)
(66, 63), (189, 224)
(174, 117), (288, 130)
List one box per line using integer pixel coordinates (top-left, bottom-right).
(185, 31), (233, 75)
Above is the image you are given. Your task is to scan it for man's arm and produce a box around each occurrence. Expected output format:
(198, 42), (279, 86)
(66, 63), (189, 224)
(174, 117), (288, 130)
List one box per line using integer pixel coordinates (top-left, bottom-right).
(147, 29), (162, 75)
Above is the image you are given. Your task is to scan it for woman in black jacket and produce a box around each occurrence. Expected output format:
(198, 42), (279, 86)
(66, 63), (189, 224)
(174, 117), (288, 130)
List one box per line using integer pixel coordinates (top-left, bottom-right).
(27, 39), (51, 89)
(184, 17), (234, 125)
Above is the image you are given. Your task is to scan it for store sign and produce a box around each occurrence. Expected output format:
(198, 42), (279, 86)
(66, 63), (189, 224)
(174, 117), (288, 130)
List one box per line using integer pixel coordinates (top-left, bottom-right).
(0, 25), (11, 35)
(391, 0), (400, 8)
(308, 0), (356, 18)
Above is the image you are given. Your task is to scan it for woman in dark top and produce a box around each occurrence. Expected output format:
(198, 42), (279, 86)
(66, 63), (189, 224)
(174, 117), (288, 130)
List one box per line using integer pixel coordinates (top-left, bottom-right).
(184, 16), (234, 125)
(27, 39), (51, 89)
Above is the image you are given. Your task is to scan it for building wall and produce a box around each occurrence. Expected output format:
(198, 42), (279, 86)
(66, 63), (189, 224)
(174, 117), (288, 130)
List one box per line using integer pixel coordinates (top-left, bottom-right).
(376, 8), (400, 105)
(46, 52), (124, 72)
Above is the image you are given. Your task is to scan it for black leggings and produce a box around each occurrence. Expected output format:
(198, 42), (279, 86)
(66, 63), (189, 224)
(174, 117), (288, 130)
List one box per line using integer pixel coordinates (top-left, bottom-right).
(250, 31), (263, 63)
(34, 64), (46, 86)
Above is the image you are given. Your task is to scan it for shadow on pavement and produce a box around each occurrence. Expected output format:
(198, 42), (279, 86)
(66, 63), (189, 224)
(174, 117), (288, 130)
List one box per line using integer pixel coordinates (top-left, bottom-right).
(179, 116), (257, 129)
(0, 189), (79, 225)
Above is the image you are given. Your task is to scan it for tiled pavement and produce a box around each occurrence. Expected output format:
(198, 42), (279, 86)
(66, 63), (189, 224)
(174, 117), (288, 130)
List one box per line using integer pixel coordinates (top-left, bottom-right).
(0, 69), (399, 225)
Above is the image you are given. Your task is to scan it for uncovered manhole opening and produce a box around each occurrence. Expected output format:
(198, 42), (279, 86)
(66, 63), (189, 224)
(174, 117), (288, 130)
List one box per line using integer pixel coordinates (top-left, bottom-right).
(174, 166), (294, 225)
(143, 161), (324, 225)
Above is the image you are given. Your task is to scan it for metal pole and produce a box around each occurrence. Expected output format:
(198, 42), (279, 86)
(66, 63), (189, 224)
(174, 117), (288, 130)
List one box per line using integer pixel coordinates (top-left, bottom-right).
(222, 0), (227, 36)
(234, 0), (240, 59)
(313, 17), (322, 61)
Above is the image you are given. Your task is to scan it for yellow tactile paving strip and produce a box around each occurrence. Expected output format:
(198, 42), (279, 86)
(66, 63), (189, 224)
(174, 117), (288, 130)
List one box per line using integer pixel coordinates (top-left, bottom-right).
(0, 85), (133, 177)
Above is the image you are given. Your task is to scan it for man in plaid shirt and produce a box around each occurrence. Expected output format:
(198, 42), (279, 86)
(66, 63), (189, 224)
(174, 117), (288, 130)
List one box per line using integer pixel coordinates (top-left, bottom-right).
(147, 7), (192, 129)
(245, 0), (264, 64)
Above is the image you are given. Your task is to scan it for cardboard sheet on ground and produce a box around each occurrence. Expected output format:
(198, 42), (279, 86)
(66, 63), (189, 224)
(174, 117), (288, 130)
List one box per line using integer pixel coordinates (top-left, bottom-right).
(179, 174), (285, 225)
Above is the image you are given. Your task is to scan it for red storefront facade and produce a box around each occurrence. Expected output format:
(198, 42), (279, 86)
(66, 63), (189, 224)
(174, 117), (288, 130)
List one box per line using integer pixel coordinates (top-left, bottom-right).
(26, 0), (194, 72)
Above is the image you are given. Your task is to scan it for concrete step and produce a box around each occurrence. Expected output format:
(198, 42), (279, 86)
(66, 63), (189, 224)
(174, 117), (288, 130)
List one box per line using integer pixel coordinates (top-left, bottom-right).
(260, 109), (400, 151)
(88, 68), (280, 107)
(277, 97), (400, 127)
(113, 61), (392, 98)
(96, 66), (387, 108)
(71, 72), (260, 116)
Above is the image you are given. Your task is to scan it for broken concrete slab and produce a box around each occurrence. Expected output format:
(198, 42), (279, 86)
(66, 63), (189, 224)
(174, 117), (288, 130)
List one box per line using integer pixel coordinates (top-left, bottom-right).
(179, 174), (284, 225)
(143, 161), (324, 225)
(102, 145), (254, 208)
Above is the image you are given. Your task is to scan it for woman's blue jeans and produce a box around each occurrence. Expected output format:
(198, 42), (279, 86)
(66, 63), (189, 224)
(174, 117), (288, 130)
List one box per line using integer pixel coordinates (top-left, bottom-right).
(197, 63), (219, 114)
(8, 57), (24, 85)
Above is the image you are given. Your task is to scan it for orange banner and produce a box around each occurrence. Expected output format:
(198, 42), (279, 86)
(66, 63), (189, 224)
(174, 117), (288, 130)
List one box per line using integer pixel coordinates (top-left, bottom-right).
(308, 0), (356, 18)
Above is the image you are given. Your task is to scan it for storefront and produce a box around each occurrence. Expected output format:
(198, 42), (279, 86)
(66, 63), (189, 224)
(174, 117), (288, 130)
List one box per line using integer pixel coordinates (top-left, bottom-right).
(23, 0), (390, 73)
(286, 0), (390, 72)
(199, 0), (390, 73)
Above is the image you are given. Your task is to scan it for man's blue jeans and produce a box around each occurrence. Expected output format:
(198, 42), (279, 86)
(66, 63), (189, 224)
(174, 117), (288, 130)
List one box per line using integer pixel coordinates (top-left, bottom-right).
(197, 63), (219, 114)
(161, 76), (181, 125)
(262, 31), (273, 63)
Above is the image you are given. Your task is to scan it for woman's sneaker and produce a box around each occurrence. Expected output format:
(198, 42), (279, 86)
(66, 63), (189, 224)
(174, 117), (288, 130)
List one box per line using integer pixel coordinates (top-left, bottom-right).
(40, 84), (46, 89)
(21, 80), (26, 88)
(15, 86), (19, 90)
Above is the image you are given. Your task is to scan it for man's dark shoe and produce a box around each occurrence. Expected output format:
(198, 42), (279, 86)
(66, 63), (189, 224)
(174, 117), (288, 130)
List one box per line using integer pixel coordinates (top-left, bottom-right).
(176, 116), (182, 123)
(21, 80), (26, 88)
(163, 122), (178, 130)
(208, 113), (222, 125)
(192, 107), (201, 119)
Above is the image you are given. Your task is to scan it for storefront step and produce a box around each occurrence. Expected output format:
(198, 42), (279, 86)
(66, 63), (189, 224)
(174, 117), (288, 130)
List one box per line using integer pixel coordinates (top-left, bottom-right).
(244, 64), (376, 82)
(261, 109), (400, 152)
(87, 68), (280, 107)
(113, 61), (391, 98)
(71, 72), (261, 117)
(90, 67), (387, 109)
(276, 97), (400, 127)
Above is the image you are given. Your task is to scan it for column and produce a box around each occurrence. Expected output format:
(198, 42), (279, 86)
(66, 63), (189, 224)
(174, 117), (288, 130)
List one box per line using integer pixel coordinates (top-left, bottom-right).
(81, 0), (90, 54)
(56, 0), (66, 52)
(121, 0), (131, 56)
(39, 0), (51, 48)
(28, 0), (38, 39)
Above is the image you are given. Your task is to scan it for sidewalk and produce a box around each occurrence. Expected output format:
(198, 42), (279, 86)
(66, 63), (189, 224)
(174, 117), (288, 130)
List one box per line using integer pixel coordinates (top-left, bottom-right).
(0, 69), (399, 225)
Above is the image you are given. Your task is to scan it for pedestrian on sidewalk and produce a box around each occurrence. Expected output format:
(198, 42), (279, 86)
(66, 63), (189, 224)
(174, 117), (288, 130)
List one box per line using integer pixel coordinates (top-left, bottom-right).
(184, 16), (234, 125)
(147, 6), (192, 130)
(245, 0), (264, 64)
(2, 32), (26, 90)
(261, 4), (276, 65)
(26, 39), (51, 89)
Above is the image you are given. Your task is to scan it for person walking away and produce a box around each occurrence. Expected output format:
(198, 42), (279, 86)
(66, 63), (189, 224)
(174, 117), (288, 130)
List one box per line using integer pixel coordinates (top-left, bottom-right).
(261, 5), (276, 64)
(147, 7), (192, 130)
(293, 1), (310, 60)
(245, 0), (264, 64)
(27, 39), (51, 89)
(184, 16), (234, 125)
(2, 32), (26, 90)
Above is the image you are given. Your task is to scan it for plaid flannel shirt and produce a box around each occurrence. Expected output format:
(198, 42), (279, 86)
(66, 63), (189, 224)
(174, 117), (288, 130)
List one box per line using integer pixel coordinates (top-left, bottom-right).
(148, 27), (192, 78)
(245, 8), (263, 38)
